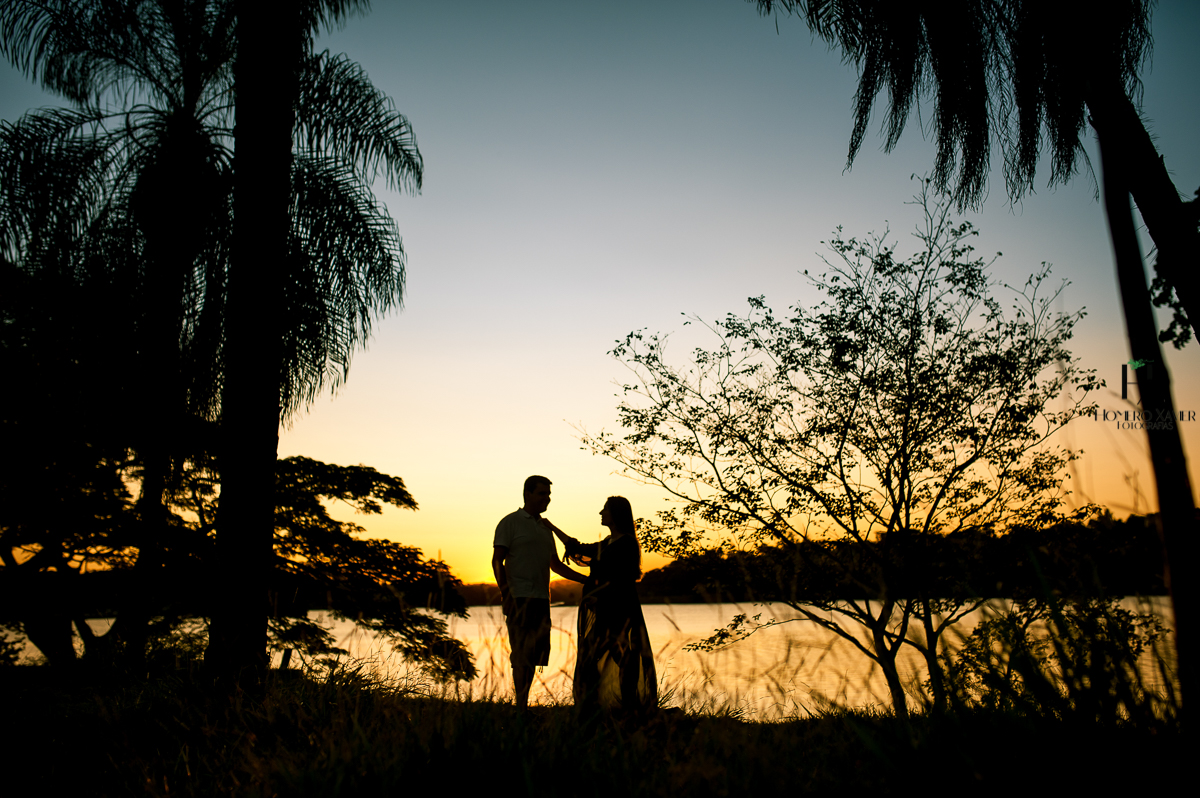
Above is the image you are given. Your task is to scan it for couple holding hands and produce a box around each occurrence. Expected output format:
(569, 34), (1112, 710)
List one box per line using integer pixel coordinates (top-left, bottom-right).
(492, 475), (657, 715)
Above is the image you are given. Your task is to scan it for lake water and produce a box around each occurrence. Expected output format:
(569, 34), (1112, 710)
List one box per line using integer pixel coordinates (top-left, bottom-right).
(15, 597), (1174, 720)
(275, 597), (1178, 719)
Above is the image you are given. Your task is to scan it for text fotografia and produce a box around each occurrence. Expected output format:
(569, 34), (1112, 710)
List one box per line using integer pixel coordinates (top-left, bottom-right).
(1100, 408), (1196, 430)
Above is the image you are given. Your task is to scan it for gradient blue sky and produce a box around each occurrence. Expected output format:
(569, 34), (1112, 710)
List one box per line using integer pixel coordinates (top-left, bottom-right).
(4, 0), (1198, 582)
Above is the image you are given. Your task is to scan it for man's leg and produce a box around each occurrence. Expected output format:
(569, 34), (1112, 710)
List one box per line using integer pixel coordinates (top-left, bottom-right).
(508, 598), (535, 710)
(513, 664), (534, 710)
(508, 598), (549, 711)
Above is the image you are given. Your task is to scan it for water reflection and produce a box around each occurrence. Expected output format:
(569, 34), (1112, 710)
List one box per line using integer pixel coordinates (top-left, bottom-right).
(9, 598), (1170, 720)
(277, 597), (1175, 720)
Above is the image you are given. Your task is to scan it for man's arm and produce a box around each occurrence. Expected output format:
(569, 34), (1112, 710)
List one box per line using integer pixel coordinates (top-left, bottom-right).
(492, 545), (514, 616)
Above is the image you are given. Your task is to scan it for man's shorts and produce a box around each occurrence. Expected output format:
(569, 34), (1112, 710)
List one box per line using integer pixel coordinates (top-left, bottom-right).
(506, 597), (551, 669)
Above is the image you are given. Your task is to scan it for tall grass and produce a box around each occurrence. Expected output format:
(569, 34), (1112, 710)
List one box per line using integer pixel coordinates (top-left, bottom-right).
(2, 593), (1183, 796)
(4, 642), (1183, 798)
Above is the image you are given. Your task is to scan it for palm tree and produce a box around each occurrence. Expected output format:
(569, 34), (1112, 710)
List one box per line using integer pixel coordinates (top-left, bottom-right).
(0, 0), (421, 674)
(750, 0), (1194, 705)
(751, 0), (1196, 343)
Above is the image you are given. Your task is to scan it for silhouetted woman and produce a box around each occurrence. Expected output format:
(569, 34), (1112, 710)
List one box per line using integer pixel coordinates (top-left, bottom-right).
(543, 496), (657, 716)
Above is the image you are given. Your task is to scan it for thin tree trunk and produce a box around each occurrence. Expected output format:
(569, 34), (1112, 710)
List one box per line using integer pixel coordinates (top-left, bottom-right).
(206, 2), (302, 689)
(920, 601), (948, 711)
(872, 599), (909, 720)
(22, 615), (76, 666)
(876, 642), (908, 721)
(1095, 126), (1194, 708)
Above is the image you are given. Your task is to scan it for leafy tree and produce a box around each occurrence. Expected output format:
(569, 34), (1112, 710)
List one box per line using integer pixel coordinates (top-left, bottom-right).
(0, 260), (140, 665)
(583, 185), (1100, 717)
(187, 456), (476, 681)
(0, 445), (475, 680)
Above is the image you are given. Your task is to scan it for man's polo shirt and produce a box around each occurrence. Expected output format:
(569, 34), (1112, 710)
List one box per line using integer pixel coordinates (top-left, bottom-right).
(494, 508), (555, 599)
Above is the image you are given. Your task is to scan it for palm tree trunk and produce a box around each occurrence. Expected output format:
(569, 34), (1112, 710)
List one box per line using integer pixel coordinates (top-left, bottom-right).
(207, 2), (302, 688)
(1095, 125), (1195, 708)
(1087, 83), (1200, 344)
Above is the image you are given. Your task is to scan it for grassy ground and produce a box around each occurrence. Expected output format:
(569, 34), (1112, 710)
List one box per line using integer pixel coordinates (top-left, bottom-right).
(5, 664), (1183, 797)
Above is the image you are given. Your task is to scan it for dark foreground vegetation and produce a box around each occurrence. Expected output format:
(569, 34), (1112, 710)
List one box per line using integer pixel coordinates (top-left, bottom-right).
(3, 531), (1179, 795)
(4, 661), (1182, 798)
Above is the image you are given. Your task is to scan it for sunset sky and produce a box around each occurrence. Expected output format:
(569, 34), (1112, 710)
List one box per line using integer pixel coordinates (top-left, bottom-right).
(4, 0), (1198, 584)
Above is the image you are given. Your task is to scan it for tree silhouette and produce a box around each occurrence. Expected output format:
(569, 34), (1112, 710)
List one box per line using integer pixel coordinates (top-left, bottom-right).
(0, 0), (421, 677)
(0, 258), (141, 665)
(585, 186), (1101, 718)
(749, 0), (1194, 709)
(0, 412), (475, 680)
(197, 456), (475, 681)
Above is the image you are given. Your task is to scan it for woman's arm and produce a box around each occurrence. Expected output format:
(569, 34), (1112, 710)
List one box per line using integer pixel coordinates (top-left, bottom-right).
(541, 517), (578, 548)
(550, 553), (588, 583)
(542, 517), (599, 565)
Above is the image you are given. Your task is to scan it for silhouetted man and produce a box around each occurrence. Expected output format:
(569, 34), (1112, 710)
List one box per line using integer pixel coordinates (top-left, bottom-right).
(492, 475), (586, 710)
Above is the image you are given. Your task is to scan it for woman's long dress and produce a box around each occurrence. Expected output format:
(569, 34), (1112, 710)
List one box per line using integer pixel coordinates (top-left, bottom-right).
(562, 533), (657, 714)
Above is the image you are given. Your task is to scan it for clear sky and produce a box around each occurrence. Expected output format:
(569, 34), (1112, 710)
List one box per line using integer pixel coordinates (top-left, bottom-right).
(4, 0), (1198, 584)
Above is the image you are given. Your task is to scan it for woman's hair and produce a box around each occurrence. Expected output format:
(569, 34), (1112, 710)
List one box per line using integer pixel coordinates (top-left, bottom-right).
(605, 496), (636, 537)
(606, 496), (642, 577)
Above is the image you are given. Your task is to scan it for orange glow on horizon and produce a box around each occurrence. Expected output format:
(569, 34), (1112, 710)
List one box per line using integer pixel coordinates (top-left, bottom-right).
(313, 393), (1199, 587)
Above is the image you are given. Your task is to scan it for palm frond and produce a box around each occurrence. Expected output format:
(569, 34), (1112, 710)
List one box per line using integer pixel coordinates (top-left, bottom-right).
(280, 152), (406, 418)
(178, 170), (234, 423)
(299, 0), (372, 42)
(1, 0), (237, 119)
(0, 107), (136, 268)
(754, 0), (1153, 208)
(294, 50), (422, 193)
(998, 0), (1151, 194)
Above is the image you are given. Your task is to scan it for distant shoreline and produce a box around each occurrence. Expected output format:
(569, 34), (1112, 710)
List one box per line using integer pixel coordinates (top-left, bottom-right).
(457, 581), (1170, 608)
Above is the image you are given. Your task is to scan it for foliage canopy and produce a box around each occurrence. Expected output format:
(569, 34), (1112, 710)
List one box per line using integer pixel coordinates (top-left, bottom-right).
(584, 183), (1101, 714)
(588, 183), (1099, 553)
(0, 449), (476, 681)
